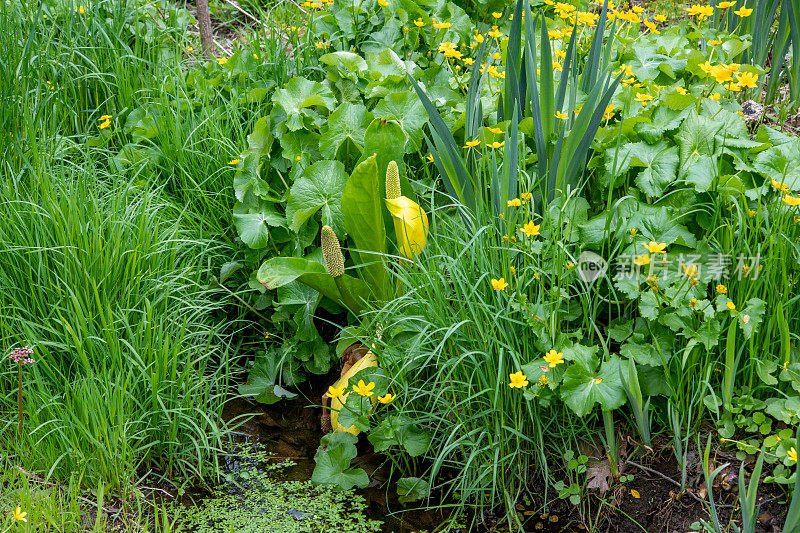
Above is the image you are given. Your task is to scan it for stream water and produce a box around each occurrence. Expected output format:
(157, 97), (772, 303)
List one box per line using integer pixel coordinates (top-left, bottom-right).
(174, 395), (453, 533)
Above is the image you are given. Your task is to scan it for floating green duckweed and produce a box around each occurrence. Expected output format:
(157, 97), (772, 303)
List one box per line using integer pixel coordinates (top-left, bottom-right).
(172, 446), (382, 533)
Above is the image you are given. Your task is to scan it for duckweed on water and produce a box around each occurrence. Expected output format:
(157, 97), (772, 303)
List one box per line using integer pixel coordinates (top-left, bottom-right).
(172, 448), (382, 533)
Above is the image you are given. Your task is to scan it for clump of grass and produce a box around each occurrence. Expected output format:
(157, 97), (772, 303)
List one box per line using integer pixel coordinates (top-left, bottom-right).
(0, 156), (232, 491)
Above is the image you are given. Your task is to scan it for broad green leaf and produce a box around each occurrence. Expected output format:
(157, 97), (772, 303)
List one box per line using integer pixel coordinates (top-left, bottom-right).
(341, 155), (388, 299)
(629, 44), (687, 81)
(752, 140), (800, 189)
(273, 77), (336, 131)
(319, 102), (373, 159)
(320, 51), (368, 80)
(634, 104), (690, 144)
(312, 432), (369, 490)
(278, 130), (321, 167)
(397, 477), (431, 504)
(232, 193), (284, 249)
(638, 291), (659, 320)
(247, 116), (273, 157)
(286, 160), (349, 234)
(238, 348), (299, 404)
(233, 153), (270, 202)
(258, 256), (371, 310)
(560, 357), (626, 417)
(276, 281), (322, 342)
(620, 340), (663, 366)
(629, 141), (679, 197)
(562, 343), (599, 369)
(373, 90), (428, 151)
(393, 415), (431, 457)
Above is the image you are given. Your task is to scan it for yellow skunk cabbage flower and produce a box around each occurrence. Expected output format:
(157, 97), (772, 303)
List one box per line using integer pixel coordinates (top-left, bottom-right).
(330, 350), (378, 435)
(386, 161), (429, 259)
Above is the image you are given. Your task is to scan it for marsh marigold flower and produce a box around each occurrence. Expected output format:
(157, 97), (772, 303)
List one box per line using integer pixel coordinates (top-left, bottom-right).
(716, 284), (727, 294)
(634, 254), (651, 266)
(491, 277), (509, 291)
(789, 447), (797, 463)
(464, 139), (480, 148)
(634, 93), (654, 106)
(522, 221), (540, 237)
(736, 71), (758, 88)
(726, 301), (736, 310)
(508, 371), (529, 388)
(644, 241), (667, 254)
(378, 393), (395, 404)
(507, 198), (521, 207)
(353, 380), (375, 397)
(328, 385), (346, 398)
(734, 6), (752, 16)
(544, 349), (564, 368)
(783, 195), (800, 206)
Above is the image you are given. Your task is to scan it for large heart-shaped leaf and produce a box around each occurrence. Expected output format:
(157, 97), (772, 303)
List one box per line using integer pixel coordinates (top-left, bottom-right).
(560, 357), (626, 417)
(312, 432), (369, 490)
(286, 160), (348, 234)
(319, 102), (373, 160)
(238, 348), (298, 404)
(273, 77), (336, 131)
(373, 90), (428, 151)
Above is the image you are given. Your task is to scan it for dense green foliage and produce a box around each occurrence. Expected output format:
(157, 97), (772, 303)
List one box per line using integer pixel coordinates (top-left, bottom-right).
(2, 0), (800, 529)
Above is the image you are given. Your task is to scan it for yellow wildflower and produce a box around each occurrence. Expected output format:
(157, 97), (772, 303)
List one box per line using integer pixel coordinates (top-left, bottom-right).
(789, 447), (797, 463)
(783, 195), (800, 206)
(726, 301), (736, 310)
(522, 221), (540, 237)
(544, 349), (565, 368)
(353, 380), (375, 397)
(327, 385), (346, 398)
(555, 111), (568, 120)
(13, 508), (27, 523)
(464, 139), (480, 148)
(634, 93), (654, 106)
(736, 71), (758, 88)
(734, 6), (753, 16)
(489, 141), (505, 149)
(378, 393), (395, 404)
(634, 254), (651, 266)
(228, 159), (240, 165)
(643, 241), (666, 254)
(491, 277), (509, 291)
(508, 371), (529, 388)
(716, 284), (727, 294)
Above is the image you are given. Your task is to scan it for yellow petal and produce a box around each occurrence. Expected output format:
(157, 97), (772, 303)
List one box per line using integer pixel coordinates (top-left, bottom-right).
(385, 196), (429, 259)
(330, 351), (378, 435)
